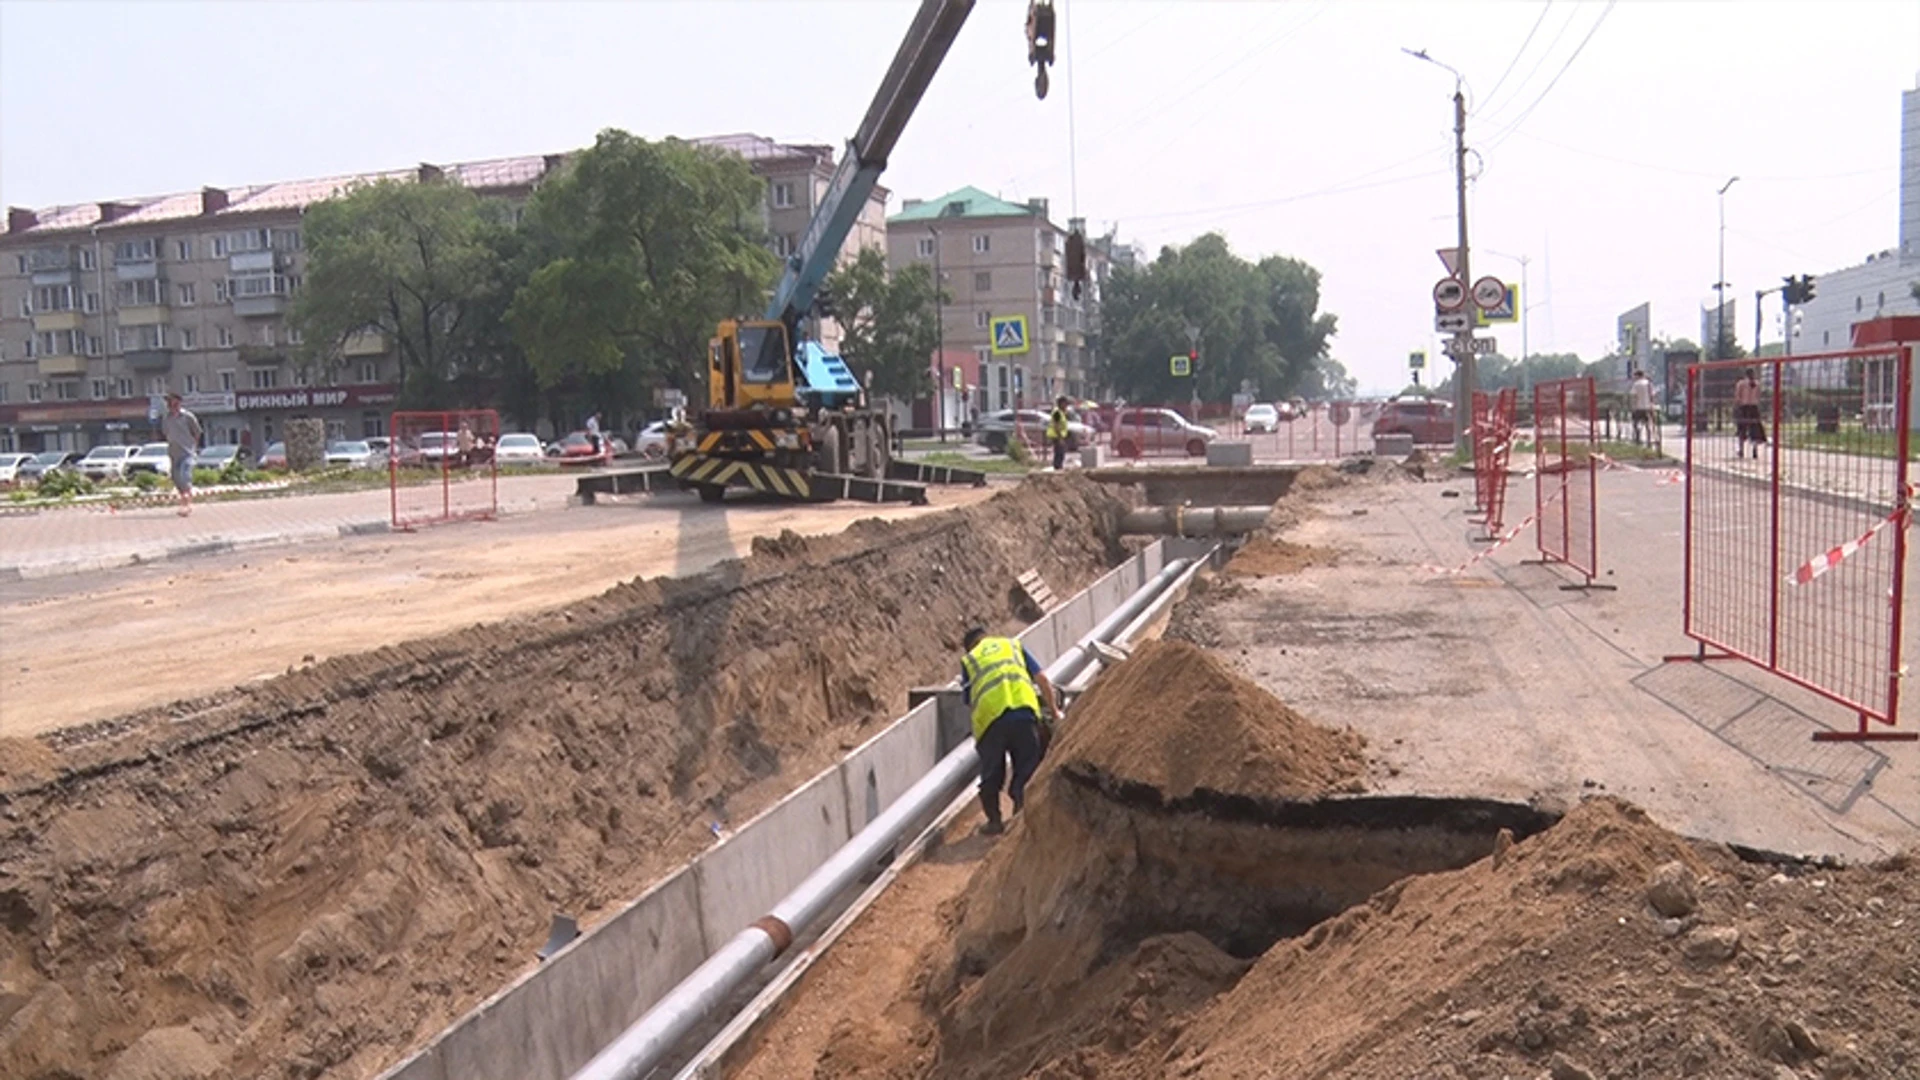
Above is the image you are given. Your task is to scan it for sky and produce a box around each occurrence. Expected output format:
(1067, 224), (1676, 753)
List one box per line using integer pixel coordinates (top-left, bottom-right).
(3, 0), (1918, 395)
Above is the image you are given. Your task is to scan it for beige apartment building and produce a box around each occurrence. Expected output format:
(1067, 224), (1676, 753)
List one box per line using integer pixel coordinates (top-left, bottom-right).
(886, 186), (1104, 425)
(0, 135), (884, 455)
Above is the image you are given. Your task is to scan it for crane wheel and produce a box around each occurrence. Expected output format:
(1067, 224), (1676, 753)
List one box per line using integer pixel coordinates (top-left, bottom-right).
(697, 483), (726, 504)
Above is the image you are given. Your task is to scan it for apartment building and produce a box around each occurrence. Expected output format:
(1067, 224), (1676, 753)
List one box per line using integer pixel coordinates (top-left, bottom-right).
(886, 186), (1104, 419)
(0, 157), (553, 454)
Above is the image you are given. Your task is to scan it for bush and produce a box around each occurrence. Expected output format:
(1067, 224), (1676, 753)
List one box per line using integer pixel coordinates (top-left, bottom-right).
(1006, 437), (1033, 466)
(131, 470), (165, 492)
(219, 455), (249, 485)
(35, 470), (93, 498)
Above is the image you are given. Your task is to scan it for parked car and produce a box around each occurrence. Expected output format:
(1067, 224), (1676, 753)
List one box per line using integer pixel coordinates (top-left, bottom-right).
(325, 440), (378, 469)
(494, 433), (547, 465)
(547, 431), (611, 465)
(19, 450), (82, 483)
(195, 444), (252, 474)
(0, 453), (31, 486)
(79, 445), (138, 480)
(126, 442), (174, 476)
(259, 442), (289, 470)
(1109, 408), (1217, 457)
(1372, 397), (1457, 445)
(973, 409), (1095, 453)
(1243, 403), (1281, 433)
(365, 436), (393, 457)
(633, 421), (676, 459)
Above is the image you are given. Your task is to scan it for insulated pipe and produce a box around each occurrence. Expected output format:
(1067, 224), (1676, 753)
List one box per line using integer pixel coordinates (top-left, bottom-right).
(1063, 549), (1218, 696)
(570, 556), (1193, 1080)
(1117, 505), (1271, 537)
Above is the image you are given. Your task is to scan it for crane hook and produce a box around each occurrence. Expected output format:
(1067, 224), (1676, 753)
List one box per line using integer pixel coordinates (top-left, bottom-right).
(1026, 1), (1056, 101)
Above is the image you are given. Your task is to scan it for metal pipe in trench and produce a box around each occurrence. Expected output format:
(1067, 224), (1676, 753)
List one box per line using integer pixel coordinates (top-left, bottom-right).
(1118, 505), (1271, 537)
(570, 557), (1195, 1080)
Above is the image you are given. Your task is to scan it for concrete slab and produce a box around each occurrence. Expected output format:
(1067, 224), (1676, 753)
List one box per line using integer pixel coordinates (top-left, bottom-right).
(1200, 468), (1918, 861)
(839, 700), (941, 832)
(693, 769), (850, 955)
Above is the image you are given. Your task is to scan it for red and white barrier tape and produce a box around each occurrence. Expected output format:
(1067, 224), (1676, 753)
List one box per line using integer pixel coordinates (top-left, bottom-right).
(1421, 481), (1568, 577)
(1787, 492), (1912, 587)
(1589, 450), (1682, 486)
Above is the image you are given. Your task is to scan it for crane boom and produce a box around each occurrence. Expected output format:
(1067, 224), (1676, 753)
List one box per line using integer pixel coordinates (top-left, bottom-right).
(765, 0), (975, 327)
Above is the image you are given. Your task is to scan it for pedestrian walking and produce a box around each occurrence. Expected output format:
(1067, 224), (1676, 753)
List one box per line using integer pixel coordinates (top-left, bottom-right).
(585, 411), (604, 460)
(1734, 368), (1765, 459)
(1046, 396), (1072, 471)
(960, 627), (1058, 835)
(161, 392), (203, 516)
(1629, 369), (1656, 448)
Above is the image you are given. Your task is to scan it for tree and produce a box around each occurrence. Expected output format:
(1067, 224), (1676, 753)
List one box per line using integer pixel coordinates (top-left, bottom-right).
(820, 247), (945, 401)
(1094, 233), (1336, 403)
(508, 130), (780, 409)
(291, 179), (507, 406)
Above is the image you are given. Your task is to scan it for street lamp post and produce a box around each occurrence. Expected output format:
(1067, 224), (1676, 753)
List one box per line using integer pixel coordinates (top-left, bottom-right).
(1482, 249), (1534, 397)
(1404, 47), (1473, 451)
(927, 226), (947, 438)
(1715, 175), (1739, 361)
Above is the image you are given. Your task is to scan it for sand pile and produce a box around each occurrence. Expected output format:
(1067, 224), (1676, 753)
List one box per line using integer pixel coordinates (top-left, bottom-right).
(1225, 536), (1337, 577)
(0, 474), (1129, 1080)
(1054, 638), (1367, 800)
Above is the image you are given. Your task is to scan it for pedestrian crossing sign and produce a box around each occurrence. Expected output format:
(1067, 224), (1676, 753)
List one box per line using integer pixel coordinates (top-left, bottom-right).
(990, 315), (1030, 355)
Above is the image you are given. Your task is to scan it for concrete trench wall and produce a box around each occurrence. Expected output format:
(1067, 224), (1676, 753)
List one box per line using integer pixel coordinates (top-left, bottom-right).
(377, 541), (1179, 1080)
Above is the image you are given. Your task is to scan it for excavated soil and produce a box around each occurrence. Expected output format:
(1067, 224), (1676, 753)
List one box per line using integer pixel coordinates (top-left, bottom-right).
(781, 643), (1920, 1080)
(1224, 536), (1337, 577)
(0, 473), (1132, 1080)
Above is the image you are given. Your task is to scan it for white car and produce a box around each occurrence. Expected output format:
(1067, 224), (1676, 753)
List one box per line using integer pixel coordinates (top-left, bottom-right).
(325, 440), (378, 469)
(634, 421), (677, 459)
(1244, 403), (1281, 433)
(0, 452), (30, 486)
(494, 433), (546, 464)
(79, 445), (137, 480)
(127, 442), (174, 476)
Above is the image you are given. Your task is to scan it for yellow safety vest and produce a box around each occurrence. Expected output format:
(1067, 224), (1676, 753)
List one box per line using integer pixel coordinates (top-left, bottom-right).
(1046, 408), (1069, 441)
(962, 636), (1041, 740)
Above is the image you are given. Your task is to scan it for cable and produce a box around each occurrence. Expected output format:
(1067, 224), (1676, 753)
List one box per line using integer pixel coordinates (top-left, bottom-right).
(1484, 1), (1618, 152)
(1477, 3), (1583, 126)
(1477, 0), (1555, 118)
(1064, 0), (1078, 220)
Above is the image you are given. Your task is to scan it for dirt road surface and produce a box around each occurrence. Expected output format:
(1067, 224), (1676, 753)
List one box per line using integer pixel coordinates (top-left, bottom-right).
(0, 486), (995, 737)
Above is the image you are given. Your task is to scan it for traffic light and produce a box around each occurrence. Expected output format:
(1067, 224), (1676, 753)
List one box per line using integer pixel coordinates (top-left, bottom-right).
(1782, 275), (1799, 305)
(1189, 347), (1200, 373)
(1801, 274), (1816, 302)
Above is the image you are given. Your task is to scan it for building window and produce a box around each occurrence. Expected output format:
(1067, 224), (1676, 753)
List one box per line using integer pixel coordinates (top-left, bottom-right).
(87, 335), (103, 357)
(79, 247), (95, 271)
(251, 368), (279, 390)
(286, 326), (303, 345)
(91, 379), (110, 400)
(257, 324), (275, 346)
(185, 374), (199, 393)
(114, 279), (163, 307)
(771, 181), (795, 209)
(83, 291), (99, 313)
(292, 366), (312, 387)
(1823, 330), (1831, 346)
(216, 326), (235, 348)
(975, 310), (990, 328)
(27, 382), (42, 403)
(210, 236), (228, 258)
(144, 377), (168, 396)
(0, 383), (8, 404)
(214, 280), (229, 303)
(16, 297), (29, 318)
(177, 283), (196, 306)
(1878, 291), (1886, 308)
(12, 256), (24, 274)
(53, 381), (78, 401)
(22, 337), (35, 358)
(972, 235), (990, 254)
(35, 330), (79, 355)
(974, 271), (991, 292)
(115, 377), (133, 397)
(175, 239), (192, 262)
(1857, 297), (1864, 313)
(359, 360), (379, 383)
(33, 285), (75, 312)
(916, 237), (936, 258)
(178, 328), (197, 350)
(219, 370), (235, 391)
(772, 234), (793, 258)
(116, 325), (167, 352)
(113, 238), (157, 264)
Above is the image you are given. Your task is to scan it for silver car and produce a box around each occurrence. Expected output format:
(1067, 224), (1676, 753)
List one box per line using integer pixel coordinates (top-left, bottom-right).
(1110, 408), (1217, 457)
(79, 445), (137, 480)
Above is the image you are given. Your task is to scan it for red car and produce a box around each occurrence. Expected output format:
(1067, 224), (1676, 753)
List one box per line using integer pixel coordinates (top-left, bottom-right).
(547, 431), (612, 466)
(1372, 398), (1456, 445)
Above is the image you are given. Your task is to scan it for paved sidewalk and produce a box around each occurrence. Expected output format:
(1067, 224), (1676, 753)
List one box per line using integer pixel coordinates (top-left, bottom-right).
(0, 474), (580, 580)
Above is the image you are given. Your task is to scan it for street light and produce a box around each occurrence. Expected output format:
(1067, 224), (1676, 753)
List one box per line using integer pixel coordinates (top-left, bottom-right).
(1715, 175), (1739, 360)
(1404, 46), (1474, 451)
(1481, 248), (1534, 396)
(926, 225), (948, 435)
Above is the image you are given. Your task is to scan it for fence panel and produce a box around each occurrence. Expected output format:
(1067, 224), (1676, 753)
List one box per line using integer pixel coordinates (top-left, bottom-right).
(1534, 377), (1600, 580)
(1471, 389), (1518, 532)
(1681, 346), (1914, 738)
(391, 409), (501, 530)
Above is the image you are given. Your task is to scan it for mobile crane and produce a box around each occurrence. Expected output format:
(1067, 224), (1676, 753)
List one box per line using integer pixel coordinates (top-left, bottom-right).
(664, 0), (997, 506)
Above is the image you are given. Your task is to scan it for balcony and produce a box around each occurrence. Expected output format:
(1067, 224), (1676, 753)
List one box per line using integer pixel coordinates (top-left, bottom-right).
(234, 294), (287, 318)
(114, 259), (159, 281)
(229, 250), (281, 274)
(118, 305), (171, 327)
(32, 310), (82, 333)
(343, 331), (387, 357)
(125, 348), (173, 373)
(239, 345), (288, 366)
(31, 266), (77, 288)
(37, 355), (86, 378)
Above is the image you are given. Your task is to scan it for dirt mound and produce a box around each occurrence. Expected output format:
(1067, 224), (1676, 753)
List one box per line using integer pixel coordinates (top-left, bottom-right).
(1056, 638), (1367, 801)
(1288, 464), (1348, 493)
(1225, 536), (1337, 577)
(0, 475), (1130, 1080)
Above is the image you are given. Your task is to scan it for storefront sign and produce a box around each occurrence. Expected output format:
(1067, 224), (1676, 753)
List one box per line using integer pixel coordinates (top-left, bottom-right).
(234, 384), (396, 411)
(1, 402), (151, 425)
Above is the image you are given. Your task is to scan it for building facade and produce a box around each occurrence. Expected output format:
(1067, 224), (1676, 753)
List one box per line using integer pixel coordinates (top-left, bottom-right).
(886, 186), (1104, 420)
(0, 157), (553, 454)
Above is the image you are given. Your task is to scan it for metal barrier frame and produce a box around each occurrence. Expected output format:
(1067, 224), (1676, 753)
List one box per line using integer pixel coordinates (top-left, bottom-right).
(1674, 346), (1915, 741)
(1533, 377), (1605, 587)
(1471, 388), (1517, 534)
(390, 409), (501, 531)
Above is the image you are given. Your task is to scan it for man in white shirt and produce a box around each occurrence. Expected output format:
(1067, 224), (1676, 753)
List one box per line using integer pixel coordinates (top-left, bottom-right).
(1629, 369), (1656, 448)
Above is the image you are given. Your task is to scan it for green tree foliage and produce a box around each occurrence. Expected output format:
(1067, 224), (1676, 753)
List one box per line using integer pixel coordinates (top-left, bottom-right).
(1094, 233), (1338, 403)
(508, 131), (780, 400)
(821, 247), (945, 400)
(1432, 352), (1587, 396)
(291, 179), (506, 406)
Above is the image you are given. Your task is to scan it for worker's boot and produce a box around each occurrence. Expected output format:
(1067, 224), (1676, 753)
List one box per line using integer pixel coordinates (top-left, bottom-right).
(980, 793), (1005, 835)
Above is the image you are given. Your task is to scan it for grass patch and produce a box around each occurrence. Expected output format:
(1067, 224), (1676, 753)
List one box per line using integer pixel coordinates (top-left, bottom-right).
(1781, 427), (1920, 461)
(919, 451), (1031, 475)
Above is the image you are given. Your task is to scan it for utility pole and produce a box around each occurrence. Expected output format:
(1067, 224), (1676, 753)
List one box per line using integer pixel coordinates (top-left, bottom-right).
(1484, 249), (1532, 397)
(1451, 84), (1473, 451)
(929, 226), (946, 436)
(1753, 288), (1763, 357)
(1715, 176), (1738, 361)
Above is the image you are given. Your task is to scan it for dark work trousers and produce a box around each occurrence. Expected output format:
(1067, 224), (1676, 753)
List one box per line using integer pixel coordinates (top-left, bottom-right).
(976, 707), (1043, 825)
(1051, 439), (1067, 470)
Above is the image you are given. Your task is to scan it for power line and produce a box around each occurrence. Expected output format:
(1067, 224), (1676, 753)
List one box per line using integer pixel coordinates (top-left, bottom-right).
(1477, 3), (1584, 127)
(1484, 1), (1618, 152)
(1476, 0), (1555, 118)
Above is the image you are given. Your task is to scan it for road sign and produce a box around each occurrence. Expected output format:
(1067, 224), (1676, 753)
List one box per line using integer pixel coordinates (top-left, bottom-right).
(1409, 349), (1427, 371)
(952, 365), (965, 390)
(1472, 275), (1507, 311)
(1475, 283), (1517, 324)
(1444, 336), (1497, 358)
(1434, 278), (1466, 310)
(1437, 247), (1462, 276)
(990, 315), (1029, 355)
(1435, 311), (1473, 333)
(1170, 354), (1191, 377)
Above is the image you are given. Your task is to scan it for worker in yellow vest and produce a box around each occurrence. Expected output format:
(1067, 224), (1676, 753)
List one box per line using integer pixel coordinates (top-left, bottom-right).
(1046, 396), (1072, 471)
(960, 627), (1059, 835)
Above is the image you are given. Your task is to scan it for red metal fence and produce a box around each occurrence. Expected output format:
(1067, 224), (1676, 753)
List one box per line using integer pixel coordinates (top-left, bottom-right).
(390, 409), (501, 530)
(1534, 377), (1600, 582)
(1471, 388), (1518, 532)
(1680, 346), (1914, 740)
